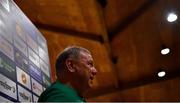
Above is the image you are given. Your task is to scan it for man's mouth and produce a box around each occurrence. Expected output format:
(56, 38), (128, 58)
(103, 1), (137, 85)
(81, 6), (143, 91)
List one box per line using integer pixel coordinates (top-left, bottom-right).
(90, 76), (94, 80)
(89, 76), (94, 85)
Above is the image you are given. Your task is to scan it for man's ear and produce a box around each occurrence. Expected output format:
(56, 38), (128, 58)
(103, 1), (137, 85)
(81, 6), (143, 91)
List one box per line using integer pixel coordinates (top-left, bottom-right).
(66, 58), (75, 72)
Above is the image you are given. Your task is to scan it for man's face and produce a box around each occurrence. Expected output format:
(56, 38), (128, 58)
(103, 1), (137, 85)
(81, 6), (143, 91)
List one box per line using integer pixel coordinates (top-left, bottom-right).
(74, 51), (97, 89)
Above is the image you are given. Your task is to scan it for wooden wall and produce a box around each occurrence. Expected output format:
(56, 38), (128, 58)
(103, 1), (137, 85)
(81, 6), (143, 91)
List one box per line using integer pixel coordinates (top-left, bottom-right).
(88, 77), (180, 102)
(107, 0), (180, 102)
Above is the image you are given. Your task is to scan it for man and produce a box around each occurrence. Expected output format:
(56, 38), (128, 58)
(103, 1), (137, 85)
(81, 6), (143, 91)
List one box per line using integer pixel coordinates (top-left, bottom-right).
(38, 46), (97, 102)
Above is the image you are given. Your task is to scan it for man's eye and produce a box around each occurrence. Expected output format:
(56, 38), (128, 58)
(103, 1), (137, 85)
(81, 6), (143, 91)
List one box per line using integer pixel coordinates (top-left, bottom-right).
(88, 62), (93, 66)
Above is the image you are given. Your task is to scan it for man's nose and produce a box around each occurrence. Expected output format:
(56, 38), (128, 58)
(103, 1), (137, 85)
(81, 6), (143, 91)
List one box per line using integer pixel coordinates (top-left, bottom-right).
(92, 67), (97, 76)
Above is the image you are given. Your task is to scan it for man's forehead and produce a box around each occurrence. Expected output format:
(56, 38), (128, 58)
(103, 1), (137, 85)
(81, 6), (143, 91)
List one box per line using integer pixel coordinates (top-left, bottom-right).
(79, 51), (93, 60)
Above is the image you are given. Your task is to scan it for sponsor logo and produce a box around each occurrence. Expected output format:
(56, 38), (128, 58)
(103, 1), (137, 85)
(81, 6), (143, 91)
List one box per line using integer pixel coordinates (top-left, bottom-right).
(16, 66), (31, 90)
(0, 73), (17, 99)
(18, 85), (32, 102)
(29, 63), (41, 77)
(32, 78), (43, 96)
(40, 59), (50, 77)
(27, 34), (38, 54)
(28, 48), (39, 68)
(0, 37), (14, 61)
(39, 47), (44, 57)
(14, 35), (27, 57)
(21, 73), (27, 84)
(32, 82), (41, 92)
(0, 53), (16, 81)
(0, 80), (16, 93)
(0, 13), (13, 43)
(0, 57), (14, 74)
(15, 23), (26, 42)
(0, 39), (12, 53)
(29, 62), (42, 83)
(37, 34), (47, 52)
(39, 47), (49, 64)
(19, 92), (31, 101)
(14, 49), (29, 73)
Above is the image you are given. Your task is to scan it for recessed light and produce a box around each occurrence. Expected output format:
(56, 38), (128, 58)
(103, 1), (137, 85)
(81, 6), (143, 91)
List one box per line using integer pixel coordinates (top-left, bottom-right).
(167, 13), (178, 22)
(161, 48), (170, 55)
(158, 71), (166, 77)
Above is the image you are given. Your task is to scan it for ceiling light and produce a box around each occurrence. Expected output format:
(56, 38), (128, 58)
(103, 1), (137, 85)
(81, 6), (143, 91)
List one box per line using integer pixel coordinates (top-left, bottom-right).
(158, 71), (166, 77)
(167, 13), (178, 22)
(161, 48), (170, 55)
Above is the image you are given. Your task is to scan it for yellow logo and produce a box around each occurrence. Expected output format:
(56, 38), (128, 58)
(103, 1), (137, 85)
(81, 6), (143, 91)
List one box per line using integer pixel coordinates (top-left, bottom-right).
(21, 73), (27, 84)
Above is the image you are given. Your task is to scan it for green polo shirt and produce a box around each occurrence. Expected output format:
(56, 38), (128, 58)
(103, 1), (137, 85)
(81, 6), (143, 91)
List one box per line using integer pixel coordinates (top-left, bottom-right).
(38, 81), (85, 102)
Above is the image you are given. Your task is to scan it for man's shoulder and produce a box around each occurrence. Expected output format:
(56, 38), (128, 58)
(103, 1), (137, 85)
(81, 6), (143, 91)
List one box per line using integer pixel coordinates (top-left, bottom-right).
(38, 82), (84, 102)
(50, 82), (74, 92)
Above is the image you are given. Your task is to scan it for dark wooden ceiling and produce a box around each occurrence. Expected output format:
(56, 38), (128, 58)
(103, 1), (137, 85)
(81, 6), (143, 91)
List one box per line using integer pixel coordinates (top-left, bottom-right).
(14, 0), (180, 100)
(14, 0), (104, 35)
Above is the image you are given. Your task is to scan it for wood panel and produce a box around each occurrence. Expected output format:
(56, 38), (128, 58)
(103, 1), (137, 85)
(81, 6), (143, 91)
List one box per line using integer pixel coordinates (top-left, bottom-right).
(111, 0), (180, 86)
(120, 77), (180, 101)
(87, 77), (180, 102)
(104, 0), (147, 32)
(15, 0), (105, 35)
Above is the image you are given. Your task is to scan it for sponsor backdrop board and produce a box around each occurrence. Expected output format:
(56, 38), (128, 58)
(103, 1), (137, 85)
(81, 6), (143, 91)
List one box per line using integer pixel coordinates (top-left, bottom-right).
(0, 0), (51, 102)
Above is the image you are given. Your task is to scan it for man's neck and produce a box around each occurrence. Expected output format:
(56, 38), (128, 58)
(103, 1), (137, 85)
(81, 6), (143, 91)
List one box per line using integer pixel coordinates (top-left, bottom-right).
(66, 82), (86, 96)
(57, 79), (86, 96)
